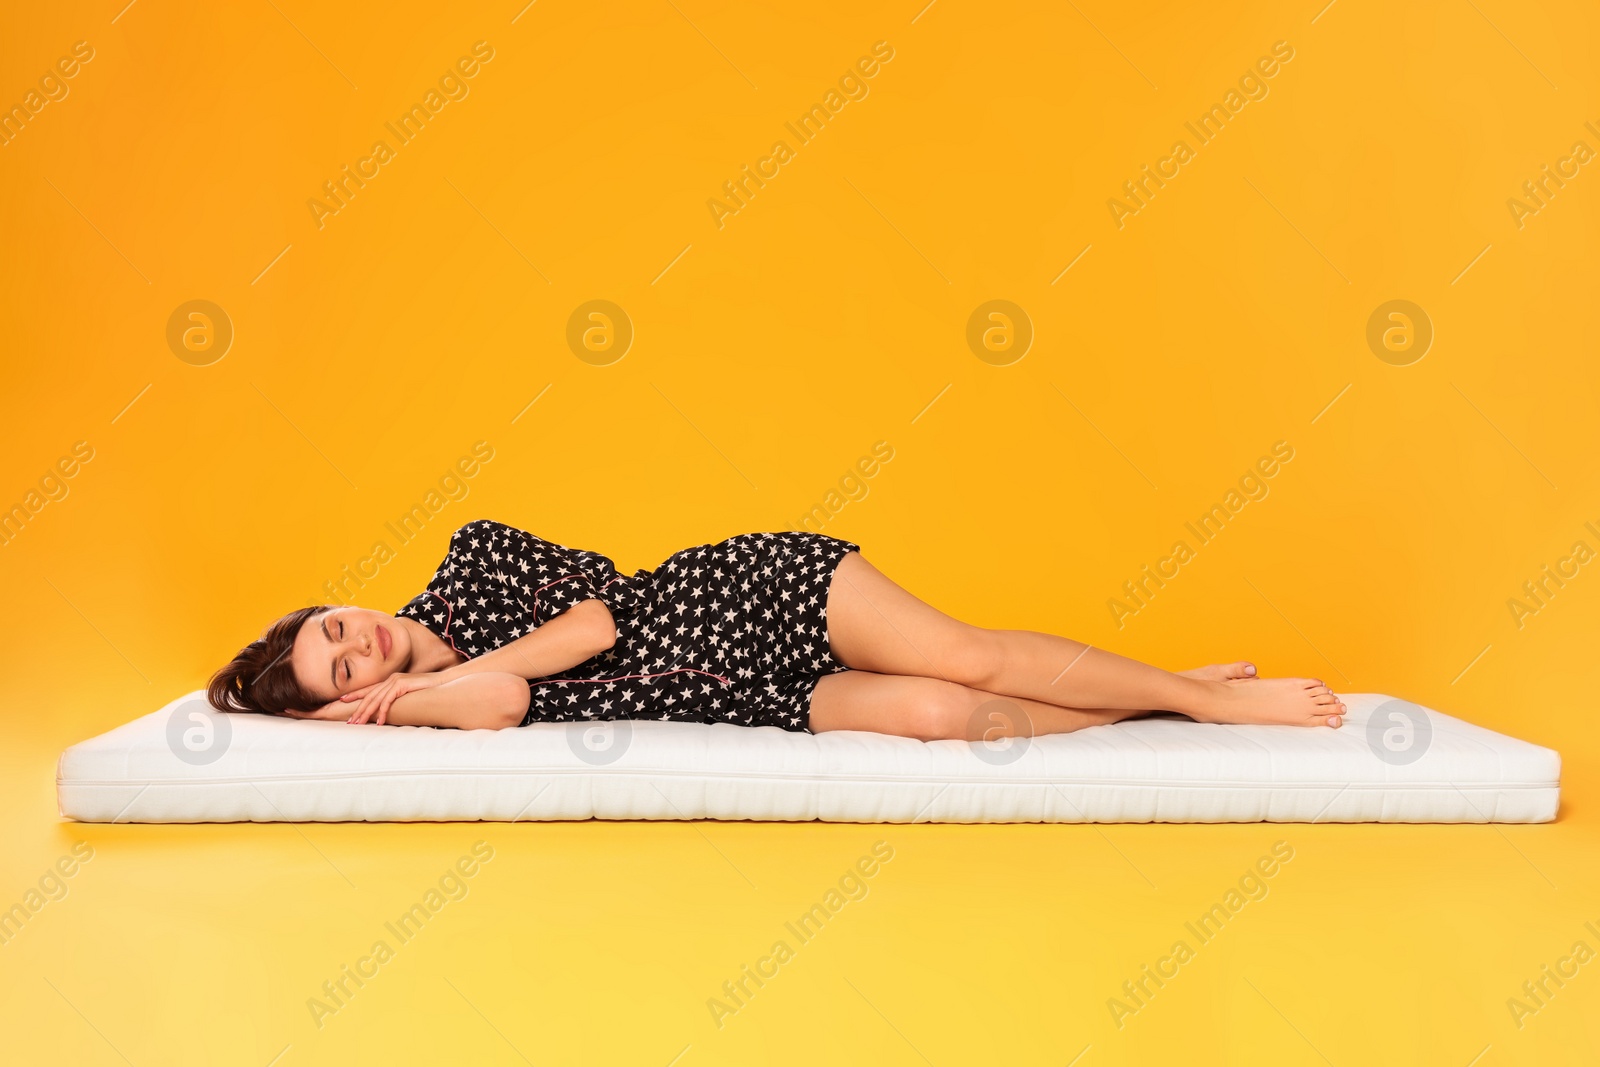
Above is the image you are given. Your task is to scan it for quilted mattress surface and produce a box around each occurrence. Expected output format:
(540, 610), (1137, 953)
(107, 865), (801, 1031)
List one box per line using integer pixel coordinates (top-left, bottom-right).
(56, 691), (1561, 824)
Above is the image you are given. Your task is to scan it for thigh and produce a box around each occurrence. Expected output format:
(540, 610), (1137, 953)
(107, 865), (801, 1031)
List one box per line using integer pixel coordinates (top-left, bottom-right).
(807, 669), (975, 739)
(823, 552), (993, 683)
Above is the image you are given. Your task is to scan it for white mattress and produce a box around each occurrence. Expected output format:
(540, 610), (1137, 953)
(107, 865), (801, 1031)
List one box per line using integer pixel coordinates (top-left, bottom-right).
(56, 690), (1560, 824)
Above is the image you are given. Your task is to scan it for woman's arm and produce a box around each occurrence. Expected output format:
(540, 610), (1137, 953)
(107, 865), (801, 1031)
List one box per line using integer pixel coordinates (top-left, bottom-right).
(292, 672), (531, 730)
(440, 598), (617, 683)
(340, 599), (618, 725)
(382, 672), (531, 729)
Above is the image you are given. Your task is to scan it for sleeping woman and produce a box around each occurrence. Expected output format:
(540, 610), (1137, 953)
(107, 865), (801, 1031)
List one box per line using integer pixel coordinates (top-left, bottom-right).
(207, 519), (1346, 739)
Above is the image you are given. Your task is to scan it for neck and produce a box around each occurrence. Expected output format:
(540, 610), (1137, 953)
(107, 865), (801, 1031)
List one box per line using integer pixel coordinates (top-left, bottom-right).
(396, 617), (465, 672)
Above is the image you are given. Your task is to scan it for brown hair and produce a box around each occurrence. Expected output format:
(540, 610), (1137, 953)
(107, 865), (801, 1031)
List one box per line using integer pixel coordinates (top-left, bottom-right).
(207, 606), (328, 715)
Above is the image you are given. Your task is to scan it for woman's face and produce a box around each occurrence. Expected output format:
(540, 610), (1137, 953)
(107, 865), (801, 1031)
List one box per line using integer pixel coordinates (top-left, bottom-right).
(289, 606), (410, 708)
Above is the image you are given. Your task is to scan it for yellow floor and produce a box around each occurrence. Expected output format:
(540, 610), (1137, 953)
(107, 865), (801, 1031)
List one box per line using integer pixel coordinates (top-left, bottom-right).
(5, 0), (1600, 1062)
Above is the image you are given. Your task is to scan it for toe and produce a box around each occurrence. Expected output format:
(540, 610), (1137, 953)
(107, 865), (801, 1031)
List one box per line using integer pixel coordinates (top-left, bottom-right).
(1325, 714), (1342, 728)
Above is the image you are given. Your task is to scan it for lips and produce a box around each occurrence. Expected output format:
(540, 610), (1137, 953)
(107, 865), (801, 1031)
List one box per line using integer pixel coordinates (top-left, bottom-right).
(376, 624), (391, 658)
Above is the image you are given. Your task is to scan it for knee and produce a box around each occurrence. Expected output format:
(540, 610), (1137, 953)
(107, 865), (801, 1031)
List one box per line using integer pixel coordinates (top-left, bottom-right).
(904, 680), (982, 742)
(941, 627), (1006, 691)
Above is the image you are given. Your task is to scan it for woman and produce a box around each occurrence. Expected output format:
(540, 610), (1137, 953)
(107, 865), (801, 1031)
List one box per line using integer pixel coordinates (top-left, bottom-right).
(207, 519), (1346, 739)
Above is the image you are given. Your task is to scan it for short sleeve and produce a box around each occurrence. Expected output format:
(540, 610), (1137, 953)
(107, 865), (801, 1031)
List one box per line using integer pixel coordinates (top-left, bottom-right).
(452, 520), (608, 631)
(483, 524), (601, 627)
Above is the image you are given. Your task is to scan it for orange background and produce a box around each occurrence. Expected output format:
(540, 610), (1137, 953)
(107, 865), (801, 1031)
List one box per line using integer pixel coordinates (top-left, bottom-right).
(2, 0), (1597, 1062)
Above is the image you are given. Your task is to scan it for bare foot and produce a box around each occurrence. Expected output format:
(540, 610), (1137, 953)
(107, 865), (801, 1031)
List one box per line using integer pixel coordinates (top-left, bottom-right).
(1190, 677), (1346, 728)
(1179, 661), (1257, 683)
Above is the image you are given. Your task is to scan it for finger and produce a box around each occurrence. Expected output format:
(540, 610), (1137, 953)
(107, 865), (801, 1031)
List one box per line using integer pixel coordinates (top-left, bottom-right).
(341, 685), (375, 703)
(364, 691), (393, 727)
(351, 686), (386, 724)
(382, 686), (408, 725)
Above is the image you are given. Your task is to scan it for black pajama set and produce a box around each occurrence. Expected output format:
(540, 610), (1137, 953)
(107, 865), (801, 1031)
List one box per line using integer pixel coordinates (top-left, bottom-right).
(394, 520), (860, 732)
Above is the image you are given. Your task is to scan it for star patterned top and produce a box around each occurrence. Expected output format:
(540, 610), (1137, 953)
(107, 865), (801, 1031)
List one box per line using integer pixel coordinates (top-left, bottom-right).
(395, 520), (861, 732)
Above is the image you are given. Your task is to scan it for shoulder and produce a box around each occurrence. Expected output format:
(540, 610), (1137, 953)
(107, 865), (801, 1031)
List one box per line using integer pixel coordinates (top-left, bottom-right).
(448, 520), (568, 562)
(450, 519), (528, 545)
(448, 519), (602, 563)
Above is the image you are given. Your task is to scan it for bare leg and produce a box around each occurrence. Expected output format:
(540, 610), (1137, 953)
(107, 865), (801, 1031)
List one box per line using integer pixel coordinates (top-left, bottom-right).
(822, 553), (1345, 729)
(808, 670), (1157, 740)
(809, 666), (1266, 739)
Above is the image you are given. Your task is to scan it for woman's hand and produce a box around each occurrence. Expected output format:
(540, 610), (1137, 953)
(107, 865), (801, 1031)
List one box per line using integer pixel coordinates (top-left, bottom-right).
(340, 672), (449, 725)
